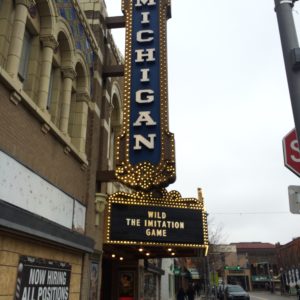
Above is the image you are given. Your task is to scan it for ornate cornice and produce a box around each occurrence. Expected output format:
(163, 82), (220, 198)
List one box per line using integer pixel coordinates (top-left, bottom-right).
(40, 35), (58, 50)
(15, 0), (36, 8)
(76, 92), (90, 104)
(62, 67), (77, 80)
(108, 102), (114, 117)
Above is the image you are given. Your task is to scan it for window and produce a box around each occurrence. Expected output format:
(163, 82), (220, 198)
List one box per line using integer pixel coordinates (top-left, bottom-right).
(18, 30), (32, 82)
(48, 67), (63, 126)
(47, 69), (54, 110)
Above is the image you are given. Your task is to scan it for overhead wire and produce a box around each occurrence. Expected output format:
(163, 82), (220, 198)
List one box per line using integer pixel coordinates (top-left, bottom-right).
(208, 211), (290, 215)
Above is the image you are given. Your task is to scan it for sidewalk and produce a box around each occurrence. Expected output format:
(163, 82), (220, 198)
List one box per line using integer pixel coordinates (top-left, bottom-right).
(250, 290), (298, 299)
(194, 296), (213, 300)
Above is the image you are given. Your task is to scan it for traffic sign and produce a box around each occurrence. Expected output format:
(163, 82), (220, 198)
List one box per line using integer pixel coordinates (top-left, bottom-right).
(288, 185), (300, 214)
(224, 266), (241, 271)
(283, 129), (300, 177)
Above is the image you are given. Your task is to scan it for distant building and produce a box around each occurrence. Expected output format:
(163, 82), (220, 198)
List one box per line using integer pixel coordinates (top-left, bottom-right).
(207, 242), (279, 292)
(232, 242), (278, 291)
(210, 244), (251, 291)
(276, 237), (300, 290)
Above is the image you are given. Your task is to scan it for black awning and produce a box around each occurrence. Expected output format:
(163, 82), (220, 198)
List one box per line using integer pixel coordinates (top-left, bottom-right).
(0, 199), (94, 253)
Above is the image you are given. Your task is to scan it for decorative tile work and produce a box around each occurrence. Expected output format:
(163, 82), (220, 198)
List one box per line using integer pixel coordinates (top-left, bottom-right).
(55, 0), (94, 67)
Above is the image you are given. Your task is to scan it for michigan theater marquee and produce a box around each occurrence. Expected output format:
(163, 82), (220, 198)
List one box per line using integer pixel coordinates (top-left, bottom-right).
(104, 0), (209, 256)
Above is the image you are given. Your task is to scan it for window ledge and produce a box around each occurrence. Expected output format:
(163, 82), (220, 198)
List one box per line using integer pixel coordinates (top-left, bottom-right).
(0, 66), (89, 168)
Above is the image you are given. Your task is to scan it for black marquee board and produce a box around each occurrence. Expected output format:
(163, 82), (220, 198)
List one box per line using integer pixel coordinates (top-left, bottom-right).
(108, 203), (205, 246)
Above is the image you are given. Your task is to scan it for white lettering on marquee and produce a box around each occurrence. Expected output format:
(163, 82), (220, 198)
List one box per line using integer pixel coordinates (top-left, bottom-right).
(140, 68), (150, 82)
(137, 30), (154, 43)
(126, 218), (141, 226)
(135, 0), (156, 7)
(136, 89), (154, 103)
(146, 228), (167, 237)
(141, 11), (151, 24)
(135, 48), (155, 63)
(133, 111), (157, 127)
(148, 211), (167, 219)
(134, 134), (156, 150)
(132, 0), (159, 154)
(121, 209), (187, 240)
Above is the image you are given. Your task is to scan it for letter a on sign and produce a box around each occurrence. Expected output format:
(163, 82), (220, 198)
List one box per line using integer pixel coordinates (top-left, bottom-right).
(115, 0), (176, 191)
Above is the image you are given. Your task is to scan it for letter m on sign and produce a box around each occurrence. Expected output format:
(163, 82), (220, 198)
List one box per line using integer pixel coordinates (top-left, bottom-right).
(135, 0), (156, 7)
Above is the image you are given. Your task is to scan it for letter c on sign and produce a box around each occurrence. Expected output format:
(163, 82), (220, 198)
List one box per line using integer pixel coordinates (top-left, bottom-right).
(137, 30), (154, 43)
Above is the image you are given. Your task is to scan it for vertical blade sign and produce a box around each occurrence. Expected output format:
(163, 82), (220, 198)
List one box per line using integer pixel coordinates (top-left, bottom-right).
(116, 0), (175, 191)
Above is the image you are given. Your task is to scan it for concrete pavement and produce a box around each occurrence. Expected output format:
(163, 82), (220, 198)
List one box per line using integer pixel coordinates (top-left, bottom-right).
(250, 291), (298, 300)
(193, 291), (298, 300)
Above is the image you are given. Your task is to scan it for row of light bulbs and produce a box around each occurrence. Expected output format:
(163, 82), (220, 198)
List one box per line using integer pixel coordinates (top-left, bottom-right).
(111, 247), (176, 260)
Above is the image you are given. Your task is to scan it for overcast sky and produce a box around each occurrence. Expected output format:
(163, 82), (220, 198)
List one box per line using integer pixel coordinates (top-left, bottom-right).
(104, 0), (300, 245)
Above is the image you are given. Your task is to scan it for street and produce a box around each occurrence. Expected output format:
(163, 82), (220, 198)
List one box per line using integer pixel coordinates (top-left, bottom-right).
(250, 291), (298, 300)
(196, 292), (298, 300)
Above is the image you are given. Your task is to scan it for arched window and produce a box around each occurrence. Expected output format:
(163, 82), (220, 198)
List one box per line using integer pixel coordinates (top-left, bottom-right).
(109, 83), (123, 171)
(43, 24), (75, 133)
(48, 64), (63, 126)
(22, 1), (57, 103)
(18, 29), (33, 82)
(68, 58), (90, 154)
(47, 30), (73, 126)
(4, 0), (42, 87)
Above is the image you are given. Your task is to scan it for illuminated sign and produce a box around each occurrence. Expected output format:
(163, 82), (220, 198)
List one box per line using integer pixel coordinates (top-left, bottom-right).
(224, 266), (241, 271)
(116, 0), (175, 191)
(110, 204), (204, 244)
(106, 1), (209, 256)
(105, 189), (209, 250)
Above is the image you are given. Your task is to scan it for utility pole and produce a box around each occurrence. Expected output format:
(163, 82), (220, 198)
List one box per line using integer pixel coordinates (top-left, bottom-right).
(274, 0), (300, 141)
(206, 255), (211, 298)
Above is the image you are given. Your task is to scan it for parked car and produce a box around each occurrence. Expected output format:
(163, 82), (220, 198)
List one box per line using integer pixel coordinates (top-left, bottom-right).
(224, 284), (250, 300)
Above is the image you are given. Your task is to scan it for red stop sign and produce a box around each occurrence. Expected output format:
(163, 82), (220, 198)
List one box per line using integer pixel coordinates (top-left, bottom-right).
(283, 129), (300, 177)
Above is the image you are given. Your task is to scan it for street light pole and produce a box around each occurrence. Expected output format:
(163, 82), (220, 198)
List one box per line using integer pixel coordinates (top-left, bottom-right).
(274, 0), (300, 141)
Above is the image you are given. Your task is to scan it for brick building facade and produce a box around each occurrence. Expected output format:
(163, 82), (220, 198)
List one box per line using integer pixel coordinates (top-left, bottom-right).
(276, 237), (300, 290)
(0, 0), (124, 299)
